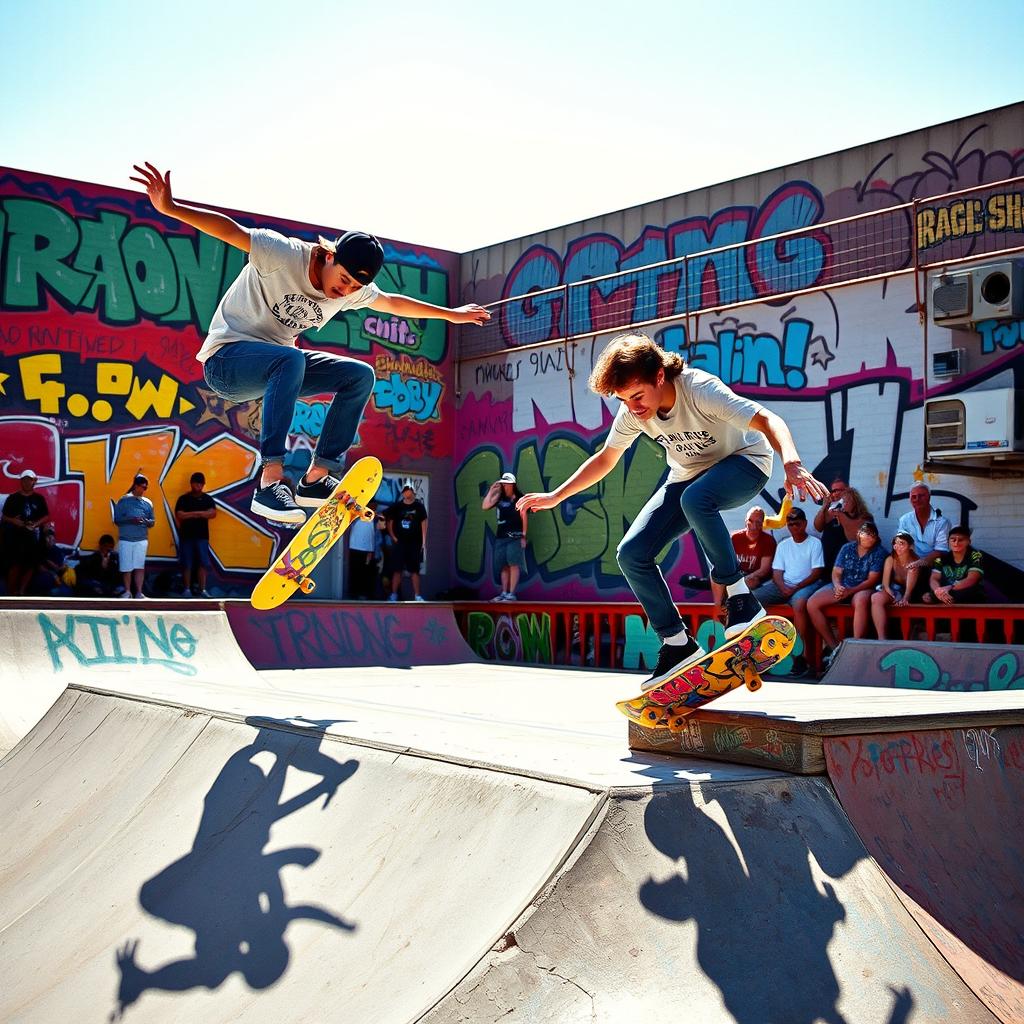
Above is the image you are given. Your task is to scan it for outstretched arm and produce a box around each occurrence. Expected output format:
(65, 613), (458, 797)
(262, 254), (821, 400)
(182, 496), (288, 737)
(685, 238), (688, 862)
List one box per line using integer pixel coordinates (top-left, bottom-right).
(369, 292), (490, 325)
(130, 162), (252, 253)
(517, 444), (624, 514)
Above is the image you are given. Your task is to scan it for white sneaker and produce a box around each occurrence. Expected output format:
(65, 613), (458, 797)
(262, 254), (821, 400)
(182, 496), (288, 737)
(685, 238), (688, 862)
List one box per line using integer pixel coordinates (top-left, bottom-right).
(491, 593), (508, 602)
(388, 593), (399, 603)
(414, 595), (425, 602)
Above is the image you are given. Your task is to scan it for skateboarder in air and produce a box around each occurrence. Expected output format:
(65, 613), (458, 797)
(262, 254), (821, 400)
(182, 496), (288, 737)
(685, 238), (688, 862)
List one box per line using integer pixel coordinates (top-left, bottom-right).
(130, 163), (490, 525)
(518, 332), (828, 689)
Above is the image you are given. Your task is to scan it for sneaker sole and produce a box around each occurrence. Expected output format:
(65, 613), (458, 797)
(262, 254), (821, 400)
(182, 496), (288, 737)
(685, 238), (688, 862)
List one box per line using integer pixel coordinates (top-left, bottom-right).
(723, 605), (767, 640)
(251, 499), (306, 525)
(641, 646), (708, 692)
(295, 493), (330, 509)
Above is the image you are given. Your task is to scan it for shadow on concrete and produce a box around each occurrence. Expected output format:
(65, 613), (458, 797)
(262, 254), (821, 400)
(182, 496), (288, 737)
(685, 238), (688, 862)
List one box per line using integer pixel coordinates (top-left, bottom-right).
(112, 716), (357, 1019)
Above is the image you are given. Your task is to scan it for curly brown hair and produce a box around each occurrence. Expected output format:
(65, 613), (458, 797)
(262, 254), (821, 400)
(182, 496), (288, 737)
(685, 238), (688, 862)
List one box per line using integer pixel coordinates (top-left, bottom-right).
(587, 332), (685, 396)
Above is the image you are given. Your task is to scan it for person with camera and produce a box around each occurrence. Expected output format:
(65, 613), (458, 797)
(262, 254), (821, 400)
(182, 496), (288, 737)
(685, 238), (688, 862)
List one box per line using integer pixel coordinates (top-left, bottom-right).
(812, 477), (874, 574)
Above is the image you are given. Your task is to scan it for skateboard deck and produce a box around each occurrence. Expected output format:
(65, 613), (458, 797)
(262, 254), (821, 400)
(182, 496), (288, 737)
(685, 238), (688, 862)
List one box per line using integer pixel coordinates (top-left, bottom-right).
(616, 615), (796, 730)
(250, 456), (382, 611)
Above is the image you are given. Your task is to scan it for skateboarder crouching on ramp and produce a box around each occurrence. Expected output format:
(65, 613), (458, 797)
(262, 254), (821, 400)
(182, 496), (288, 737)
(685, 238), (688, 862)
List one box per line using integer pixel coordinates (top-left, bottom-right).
(517, 332), (828, 689)
(130, 162), (490, 525)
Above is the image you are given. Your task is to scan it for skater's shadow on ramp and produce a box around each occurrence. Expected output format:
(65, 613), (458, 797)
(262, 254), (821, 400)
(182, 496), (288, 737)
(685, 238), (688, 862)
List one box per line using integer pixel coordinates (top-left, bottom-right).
(111, 716), (358, 1020)
(638, 780), (914, 1024)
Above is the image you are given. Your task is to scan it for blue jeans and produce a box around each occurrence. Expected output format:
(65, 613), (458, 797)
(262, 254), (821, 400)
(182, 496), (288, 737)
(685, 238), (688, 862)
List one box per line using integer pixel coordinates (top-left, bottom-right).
(616, 454), (769, 639)
(203, 342), (376, 473)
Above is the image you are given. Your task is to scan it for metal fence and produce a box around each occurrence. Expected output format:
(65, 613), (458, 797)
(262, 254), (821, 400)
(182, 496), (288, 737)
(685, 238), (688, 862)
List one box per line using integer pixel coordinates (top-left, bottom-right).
(458, 175), (1024, 364)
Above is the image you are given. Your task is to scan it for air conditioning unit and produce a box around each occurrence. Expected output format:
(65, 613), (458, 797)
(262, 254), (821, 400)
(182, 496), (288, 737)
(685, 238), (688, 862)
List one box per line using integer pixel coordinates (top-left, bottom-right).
(930, 260), (1024, 328)
(925, 388), (1022, 458)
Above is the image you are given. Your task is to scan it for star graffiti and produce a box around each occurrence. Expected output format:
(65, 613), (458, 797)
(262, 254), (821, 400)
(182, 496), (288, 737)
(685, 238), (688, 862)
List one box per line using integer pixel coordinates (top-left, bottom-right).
(423, 618), (448, 646)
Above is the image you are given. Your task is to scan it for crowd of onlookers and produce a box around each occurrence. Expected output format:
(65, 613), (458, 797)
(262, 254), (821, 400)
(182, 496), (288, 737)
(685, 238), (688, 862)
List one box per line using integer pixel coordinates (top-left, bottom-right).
(713, 478), (995, 676)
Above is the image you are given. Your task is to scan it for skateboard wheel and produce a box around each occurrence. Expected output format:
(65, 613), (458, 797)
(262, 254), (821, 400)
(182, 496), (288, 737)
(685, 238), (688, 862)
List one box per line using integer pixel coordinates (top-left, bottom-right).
(298, 578), (316, 594)
(744, 672), (762, 692)
(667, 710), (691, 731)
(640, 706), (668, 728)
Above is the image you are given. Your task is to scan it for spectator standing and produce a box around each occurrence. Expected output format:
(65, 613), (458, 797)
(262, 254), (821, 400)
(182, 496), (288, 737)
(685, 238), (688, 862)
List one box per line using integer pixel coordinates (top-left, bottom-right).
(807, 521), (886, 664)
(376, 511), (395, 599)
(711, 505), (777, 615)
(1, 470), (50, 596)
(114, 474), (156, 599)
(387, 482), (428, 602)
(347, 499), (380, 600)
(482, 472), (528, 602)
(174, 472), (217, 597)
(813, 479), (874, 574)
(751, 507), (825, 677)
(924, 526), (985, 604)
(870, 531), (920, 639)
(77, 534), (125, 597)
(897, 484), (951, 597)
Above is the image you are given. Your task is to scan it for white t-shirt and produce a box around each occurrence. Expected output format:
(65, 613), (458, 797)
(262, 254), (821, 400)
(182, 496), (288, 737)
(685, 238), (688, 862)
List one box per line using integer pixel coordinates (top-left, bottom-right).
(604, 368), (772, 482)
(772, 535), (825, 587)
(197, 229), (380, 363)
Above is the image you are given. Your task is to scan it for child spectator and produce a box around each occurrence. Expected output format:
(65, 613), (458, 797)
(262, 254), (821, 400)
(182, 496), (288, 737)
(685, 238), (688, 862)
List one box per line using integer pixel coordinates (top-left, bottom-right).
(924, 526), (985, 604)
(114, 474), (156, 599)
(869, 531), (919, 639)
(77, 534), (125, 597)
(807, 521), (885, 667)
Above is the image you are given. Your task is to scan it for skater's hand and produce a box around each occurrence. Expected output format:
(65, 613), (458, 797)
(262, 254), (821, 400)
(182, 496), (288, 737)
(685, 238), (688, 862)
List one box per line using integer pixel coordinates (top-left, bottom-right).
(130, 162), (176, 217)
(782, 460), (828, 504)
(517, 492), (560, 513)
(449, 304), (491, 326)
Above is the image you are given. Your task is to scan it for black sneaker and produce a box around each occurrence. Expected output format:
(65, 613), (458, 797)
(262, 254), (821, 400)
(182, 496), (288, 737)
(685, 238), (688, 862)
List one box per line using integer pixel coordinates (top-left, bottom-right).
(724, 592), (766, 639)
(295, 473), (341, 508)
(251, 481), (305, 524)
(641, 635), (707, 692)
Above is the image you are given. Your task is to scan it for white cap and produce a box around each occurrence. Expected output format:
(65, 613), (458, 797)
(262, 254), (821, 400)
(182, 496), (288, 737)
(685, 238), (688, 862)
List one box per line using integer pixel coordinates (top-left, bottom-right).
(499, 472), (516, 484)
(401, 479), (415, 492)
(20, 469), (37, 480)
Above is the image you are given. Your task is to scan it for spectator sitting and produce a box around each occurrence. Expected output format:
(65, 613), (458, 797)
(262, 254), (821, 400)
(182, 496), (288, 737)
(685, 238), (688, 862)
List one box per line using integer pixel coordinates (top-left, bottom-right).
(923, 526), (985, 605)
(31, 526), (76, 595)
(807, 521), (885, 667)
(813, 478), (874, 575)
(869, 530), (919, 639)
(114, 474), (156, 599)
(1, 469), (51, 596)
(77, 534), (125, 597)
(897, 483), (951, 598)
(751, 507), (825, 677)
(174, 472), (217, 598)
(711, 505), (777, 617)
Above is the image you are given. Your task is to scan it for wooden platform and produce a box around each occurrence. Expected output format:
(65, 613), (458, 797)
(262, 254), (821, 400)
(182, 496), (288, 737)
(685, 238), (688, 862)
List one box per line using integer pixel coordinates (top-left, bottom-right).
(627, 682), (1024, 774)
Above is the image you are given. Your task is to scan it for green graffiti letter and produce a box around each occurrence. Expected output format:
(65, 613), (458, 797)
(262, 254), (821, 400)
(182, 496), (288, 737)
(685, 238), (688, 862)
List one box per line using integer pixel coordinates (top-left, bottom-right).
(880, 649), (940, 689)
(3, 199), (90, 309)
(465, 611), (495, 658)
(516, 613), (552, 663)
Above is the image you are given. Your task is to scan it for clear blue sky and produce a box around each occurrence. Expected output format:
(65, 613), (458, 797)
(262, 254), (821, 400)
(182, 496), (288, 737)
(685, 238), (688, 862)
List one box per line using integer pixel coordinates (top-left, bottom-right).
(2, 0), (1022, 252)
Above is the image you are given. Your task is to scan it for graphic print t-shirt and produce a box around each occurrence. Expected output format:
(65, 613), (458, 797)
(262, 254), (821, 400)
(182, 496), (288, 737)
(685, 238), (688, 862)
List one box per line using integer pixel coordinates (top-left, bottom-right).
(388, 500), (428, 547)
(604, 368), (772, 482)
(197, 229), (380, 362)
(495, 497), (523, 539)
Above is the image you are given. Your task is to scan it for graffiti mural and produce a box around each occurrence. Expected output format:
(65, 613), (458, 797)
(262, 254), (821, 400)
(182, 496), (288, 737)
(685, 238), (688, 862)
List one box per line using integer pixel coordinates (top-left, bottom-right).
(455, 114), (1024, 602)
(0, 170), (459, 592)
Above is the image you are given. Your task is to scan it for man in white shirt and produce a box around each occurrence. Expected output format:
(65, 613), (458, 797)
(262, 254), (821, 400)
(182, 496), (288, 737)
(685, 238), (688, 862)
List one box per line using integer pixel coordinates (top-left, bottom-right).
(752, 506), (825, 675)
(131, 162), (490, 525)
(897, 484), (951, 598)
(518, 332), (827, 690)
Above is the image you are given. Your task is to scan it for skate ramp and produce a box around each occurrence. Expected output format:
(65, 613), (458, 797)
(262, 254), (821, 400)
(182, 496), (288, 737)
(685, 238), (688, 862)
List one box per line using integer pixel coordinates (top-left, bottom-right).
(0, 687), (603, 1024)
(0, 608), (262, 755)
(820, 638), (1024, 691)
(826, 727), (1024, 1024)
(226, 601), (482, 670)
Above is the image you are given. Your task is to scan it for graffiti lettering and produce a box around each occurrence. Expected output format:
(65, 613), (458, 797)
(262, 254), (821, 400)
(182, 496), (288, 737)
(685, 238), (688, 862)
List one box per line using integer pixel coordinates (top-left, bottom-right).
(38, 612), (199, 675)
(464, 610), (553, 663)
(878, 648), (1024, 691)
(916, 190), (1024, 251)
(373, 372), (443, 422)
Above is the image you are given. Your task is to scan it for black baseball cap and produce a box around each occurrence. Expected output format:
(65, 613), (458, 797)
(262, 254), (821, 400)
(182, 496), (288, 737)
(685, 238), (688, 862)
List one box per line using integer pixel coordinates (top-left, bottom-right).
(321, 230), (385, 285)
(786, 507), (807, 522)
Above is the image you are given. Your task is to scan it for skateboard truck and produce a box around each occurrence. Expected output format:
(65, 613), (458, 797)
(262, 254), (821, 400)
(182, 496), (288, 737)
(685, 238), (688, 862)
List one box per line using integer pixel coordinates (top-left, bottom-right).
(742, 664), (762, 692)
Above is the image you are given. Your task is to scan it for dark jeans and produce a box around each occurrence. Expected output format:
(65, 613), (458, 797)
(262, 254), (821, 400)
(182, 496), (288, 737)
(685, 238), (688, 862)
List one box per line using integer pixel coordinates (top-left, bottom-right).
(203, 342), (376, 473)
(616, 454), (769, 639)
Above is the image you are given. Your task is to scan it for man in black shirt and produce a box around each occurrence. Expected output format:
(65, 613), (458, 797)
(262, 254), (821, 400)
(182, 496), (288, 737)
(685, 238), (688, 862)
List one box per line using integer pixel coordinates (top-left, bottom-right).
(386, 482), (428, 602)
(2, 470), (50, 595)
(174, 473), (217, 597)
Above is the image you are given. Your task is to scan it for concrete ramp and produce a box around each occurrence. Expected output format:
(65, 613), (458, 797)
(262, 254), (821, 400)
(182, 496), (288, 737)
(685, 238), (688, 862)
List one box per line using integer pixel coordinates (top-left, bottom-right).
(0, 608), (261, 755)
(0, 688), (602, 1024)
(226, 601), (482, 670)
(820, 639), (1024, 691)
(826, 727), (1024, 1024)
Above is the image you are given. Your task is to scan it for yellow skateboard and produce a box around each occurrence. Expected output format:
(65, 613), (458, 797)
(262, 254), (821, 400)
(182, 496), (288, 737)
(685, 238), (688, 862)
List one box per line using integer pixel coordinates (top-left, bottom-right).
(616, 615), (796, 731)
(250, 456), (382, 611)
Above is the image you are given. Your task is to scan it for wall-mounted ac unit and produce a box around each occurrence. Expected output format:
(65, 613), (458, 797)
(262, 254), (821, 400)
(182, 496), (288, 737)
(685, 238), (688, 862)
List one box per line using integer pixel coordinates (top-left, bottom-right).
(930, 260), (1024, 328)
(925, 388), (1022, 458)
